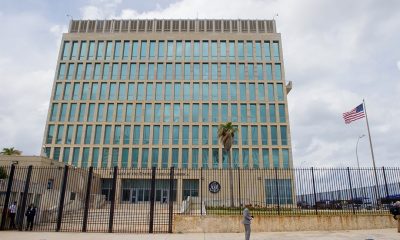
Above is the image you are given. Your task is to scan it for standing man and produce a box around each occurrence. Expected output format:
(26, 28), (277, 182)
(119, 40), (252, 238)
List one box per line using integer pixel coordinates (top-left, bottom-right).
(8, 201), (17, 229)
(242, 208), (253, 240)
(25, 204), (36, 231)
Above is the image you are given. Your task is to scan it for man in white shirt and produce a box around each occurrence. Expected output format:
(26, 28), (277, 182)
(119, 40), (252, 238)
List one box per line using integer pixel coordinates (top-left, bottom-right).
(8, 201), (17, 229)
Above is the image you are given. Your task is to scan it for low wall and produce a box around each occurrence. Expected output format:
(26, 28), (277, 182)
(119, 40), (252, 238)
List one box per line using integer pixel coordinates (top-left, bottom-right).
(174, 215), (397, 233)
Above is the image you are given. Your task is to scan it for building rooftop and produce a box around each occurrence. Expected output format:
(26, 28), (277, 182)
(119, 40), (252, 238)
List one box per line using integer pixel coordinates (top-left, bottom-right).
(68, 19), (277, 34)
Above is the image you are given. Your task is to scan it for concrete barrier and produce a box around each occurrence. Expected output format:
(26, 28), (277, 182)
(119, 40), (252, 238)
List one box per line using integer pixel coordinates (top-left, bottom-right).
(174, 215), (397, 233)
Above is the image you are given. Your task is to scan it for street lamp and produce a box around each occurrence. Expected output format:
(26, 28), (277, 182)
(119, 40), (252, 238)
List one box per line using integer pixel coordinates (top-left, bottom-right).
(356, 134), (366, 200)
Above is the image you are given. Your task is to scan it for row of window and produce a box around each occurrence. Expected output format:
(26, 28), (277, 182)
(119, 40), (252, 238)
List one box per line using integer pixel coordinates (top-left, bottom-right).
(53, 82), (285, 102)
(49, 102), (287, 124)
(58, 62), (282, 81)
(61, 40), (280, 62)
(46, 146), (290, 169)
(46, 124), (288, 146)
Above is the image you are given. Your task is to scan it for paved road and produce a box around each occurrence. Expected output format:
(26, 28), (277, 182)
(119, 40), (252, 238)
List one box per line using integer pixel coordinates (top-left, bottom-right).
(1, 228), (399, 240)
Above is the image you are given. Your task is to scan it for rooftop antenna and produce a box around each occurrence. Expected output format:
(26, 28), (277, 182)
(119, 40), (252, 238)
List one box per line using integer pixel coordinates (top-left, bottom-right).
(66, 14), (73, 20)
(272, 13), (279, 20)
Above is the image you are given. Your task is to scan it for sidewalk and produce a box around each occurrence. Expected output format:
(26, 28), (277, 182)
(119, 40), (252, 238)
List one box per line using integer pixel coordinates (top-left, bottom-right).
(0, 229), (398, 240)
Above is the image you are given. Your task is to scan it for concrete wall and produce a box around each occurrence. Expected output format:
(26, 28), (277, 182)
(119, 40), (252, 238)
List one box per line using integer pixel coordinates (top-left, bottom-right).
(174, 215), (397, 233)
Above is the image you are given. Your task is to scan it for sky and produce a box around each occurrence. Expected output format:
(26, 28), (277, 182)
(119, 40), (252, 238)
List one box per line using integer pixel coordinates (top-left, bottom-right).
(0, 0), (399, 168)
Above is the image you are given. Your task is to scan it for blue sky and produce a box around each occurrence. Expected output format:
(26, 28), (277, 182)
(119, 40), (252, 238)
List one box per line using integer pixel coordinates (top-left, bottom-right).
(0, 0), (399, 167)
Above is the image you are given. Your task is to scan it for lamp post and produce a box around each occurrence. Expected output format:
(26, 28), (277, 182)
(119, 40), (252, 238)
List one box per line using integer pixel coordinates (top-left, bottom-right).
(356, 134), (366, 200)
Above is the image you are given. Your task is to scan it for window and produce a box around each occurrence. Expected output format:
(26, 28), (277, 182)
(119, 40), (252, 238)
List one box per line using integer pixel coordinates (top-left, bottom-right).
(239, 64), (245, 80)
(275, 64), (281, 80)
(182, 148), (189, 168)
(141, 148), (149, 168)
(158, 41), (164, 59)
(238, 41), (244, 60)
(113, 125), (121, 144)
(240, 104), (247, 123)
(105, 41), (112, 60)
(133, 125), (141, 144)
(229, 63), (236, 80)
(261, 126), (268, 145)
(122, 41), (130, 60)
(202, 126), (209, 144)
(242, 148), (249, 169)
(281, 126), (287, 145)
(183, 104), (190, 122)
(140, 40), (147, 59)
(251, 125), (258, 145)
(131, 148), (139, 168)
(277, 84), (284, 101)
(162, 126), (170, 144)
(163, 104), (170, 122)
(262, 149), (269, 168)
(212, 148), (219, 169)
(272, 42), (280, 61)
(176, 41), (182, 60)
(94, 125), (102, 144)
(268, 83), (274, 101)
(153, 126), (160, 144)
(173, 125), (179, 145)
(202, 41), (209, 60)
(252, 149), (259, 169)
(172, 148), (179, 168)
(202, 148), (209, 169)
(241, 126), (248, 145)
(151, 148), (159, 167)
(143, 125), (150, 144)
(283, 149), (289, 169)
(231, 104), (238, 122)
(266, 64), (272, 80)
(279, 104), (286, 122)
(265, 179), (293, 204)
(202, 103), (209, 122)
(162, 148), (169, 168)
(271, 126), (278, 145)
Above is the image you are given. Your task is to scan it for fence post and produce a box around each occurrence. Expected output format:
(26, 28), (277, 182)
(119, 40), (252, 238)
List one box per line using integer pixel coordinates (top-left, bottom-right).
(238, 167), (242, 208)
(311, 167), (318, 215)
(149, 167), (156, 233)
(17, 165), (33, 231)
(82, 166), (93, 232)
(200, 167), (203, 216)
(168, 167), (174, 233)
(108, 166), (118, 233)
(347, 167), (356, 214)
(274, 167), (280, 215)
(0, 164), (16, 230)
(382, 167), (389, 197)
(56, 165), (69, 232)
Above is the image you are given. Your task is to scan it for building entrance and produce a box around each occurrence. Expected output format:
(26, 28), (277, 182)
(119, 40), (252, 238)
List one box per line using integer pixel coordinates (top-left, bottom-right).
(121, 179), (176, 203)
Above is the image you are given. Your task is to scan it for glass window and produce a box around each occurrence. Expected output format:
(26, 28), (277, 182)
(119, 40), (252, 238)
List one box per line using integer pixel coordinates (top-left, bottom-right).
(103, 125), (111, 144)
(105, 41), (112, 60)
(106, 104), (114, 122)
(242, 148), (249, 169)
(275, 64), (282, 80)
(149, 41), (156, 59)
(185, 41), (191, 60)
(182, 126), (189, 145)
(264, 41), (271, 60)
(165, 83), (171, 100)
(153, 125), (160, 144)
(157, 63), (164, 80)
(240, 104), (247, 123)
(122, 41), (130, 60)
(163, 104), (170, 122)
(269, 104), (276, 123)
(50, 104), (58, 122)
(67, 63), (75, 80)
(148, 63), (155, 80)
(211, 64), (218, 80)
(96, 41), (104, 60)
(120, 63), (127, 80)
(241, 126), (248, 145)
(192, 104), (199, 122)
(131, 148), (139, 168)
(71, 41), (78, 60)
(158, 41), (164, 59)
(139, 63), (146, 80)
(220, 41), (226, 58)
(251, 125), (258, 145)
(54, 83), (62, 100)
(183, 83), (190, 100)
(142, 125), (150, 144)
(141, 148), (149, 168)
(167, 41), (173, 60)
(72, 147), (80, 166)
(202, 83), (209, 100)
(46, 125), (54, 144)
(137, 83), (144, 100)
(162, 125), (170, 144)
(229, 63), (236, 80)
(221, 104), (228, 122)
(121, 148), (129, 168)
(281, 126), (287, 145)
(127, 83), (134, 100)
(202, 103), (209, 122)
(90, 147), (98, 167)
(212, 148), (219, 169)
(231, 104), (238, 122)
(88, 103), (95, 122)
(65, 125), (74, 144)
(282, 149), (289, 169)
(221, 64), (227, 80)
(96, 103), (104, 121)
(255, 41), (261, 60)
(211, 41), (217, 60)
(133, 125), (140, 144)
(175, 63), (182, 80)
(192, 83), (200, 101)
(129, 63), (136, 80)
(277, 83), (284, 101)
(62, 41), (70, 60)
(162, 148), (169, 168)
(229, 41), (235, 60)
(193, 41), (200, 60)
(56, 125), (64, 144)
(173, 104), (180, 122)
(183, 104), (190, 122)
(212, 104), (219, 122)
(88, 41), (95, 60)
(111, 63), (119, 80)
(273, 42), (280, 61)
(248, 84), (255, 101)
(202, 126), (209, 144)
(174, 83), (181, 100)
(258, 83), (265, 101)
(198, 148), (208, 169)
(248, 64), (254, 80)
(230, 83), (237, 100)
(173, 125), (179, 145)
(261, 126), (268, 145)
(266, 64), (272, 80)
(252, 149), (259, 169)
(93, 125), (102, 144)
(146, 83), (153, 100)
(279, 104), (286, 122)
(154, 104), (161, 122)
(62, 147), (70, 164)
(78, 103), (86, 122)
(166, 63), (173, 80)
(250, 104), (257, 122)
(246, 41), (253, 59)
(125, 104), (132, 122)
(176, 41), (182, 60)
(76, 63), (83, 80)
(172, 148), (179, 168)
(116, 103), (123, 122)
(118, 83), (126, 100)
(140, 40), (147, 59)
(202, 40), (208, 59)
(272, 148), (279, 168)
(268, 83), (274, 101)
(102, 63), (109, 80)
(123, 125), (131, 144)
(262, 149), (269, 169)
(144, 103), (152, 122)
(256, 64), (263, 80)
(114, 41), (121, 60)
(59, 103), (67, 121)
(113, 125), (121, 144)
(212, 83), (218, 100)
(238, 41), (244, 60)
(109, 83), (116, 100)
(191, 148), (199, 169)
(135, 103), (142, 122)
(81, 83), (89, 100)
(239, 64), (245, 80)
(202, 63), (209, 80)
(151, 148), (159, 167)
(212, 125), (218, 145)
(184, 63), (191, 80)
(271, 126), (278, 145)
(69, 104), (77, 121)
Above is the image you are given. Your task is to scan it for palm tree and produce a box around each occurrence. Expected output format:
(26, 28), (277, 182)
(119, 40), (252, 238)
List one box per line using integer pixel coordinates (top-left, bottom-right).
(218, 122), (238, 208)
(0, 147), (22, 156)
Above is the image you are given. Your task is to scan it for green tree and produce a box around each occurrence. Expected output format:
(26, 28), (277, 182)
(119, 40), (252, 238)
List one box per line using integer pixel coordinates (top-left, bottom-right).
(0, 166), (7, 179)
(218, 122), (238, 208)
(0, 147), (22, 156)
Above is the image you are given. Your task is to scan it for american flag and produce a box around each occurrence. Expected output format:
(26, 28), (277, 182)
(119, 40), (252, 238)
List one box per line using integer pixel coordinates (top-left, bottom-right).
(343, 103), (365, 124)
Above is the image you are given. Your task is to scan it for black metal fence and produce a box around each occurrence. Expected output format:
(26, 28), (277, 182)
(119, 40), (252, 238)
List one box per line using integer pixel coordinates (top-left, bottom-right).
(0, 165), (399, 233)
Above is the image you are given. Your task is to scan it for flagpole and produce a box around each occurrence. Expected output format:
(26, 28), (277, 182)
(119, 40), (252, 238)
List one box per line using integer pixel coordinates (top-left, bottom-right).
(363, 99), (381, 205)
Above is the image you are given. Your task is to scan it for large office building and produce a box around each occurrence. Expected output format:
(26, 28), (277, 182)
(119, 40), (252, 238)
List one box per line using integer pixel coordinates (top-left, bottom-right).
(42, 19), (294, 205)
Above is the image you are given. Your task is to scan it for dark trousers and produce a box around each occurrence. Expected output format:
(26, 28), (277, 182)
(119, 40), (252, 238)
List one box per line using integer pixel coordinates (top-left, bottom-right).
(9, 213), (16, 229)
(26, 218), (34, 230)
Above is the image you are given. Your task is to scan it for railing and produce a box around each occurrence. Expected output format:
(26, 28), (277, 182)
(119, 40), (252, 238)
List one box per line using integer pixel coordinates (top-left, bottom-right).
(0, 165), (399, 233)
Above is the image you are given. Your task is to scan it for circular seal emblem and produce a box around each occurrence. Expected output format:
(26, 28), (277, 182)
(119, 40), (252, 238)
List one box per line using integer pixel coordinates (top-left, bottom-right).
(208, 181), (221, 193)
